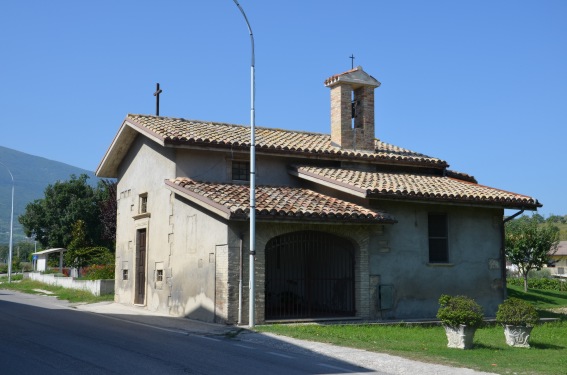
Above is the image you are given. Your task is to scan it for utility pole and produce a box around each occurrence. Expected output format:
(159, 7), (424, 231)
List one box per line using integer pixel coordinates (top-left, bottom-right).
(232, 0), (256, 328)
(0, 162), (14, 283)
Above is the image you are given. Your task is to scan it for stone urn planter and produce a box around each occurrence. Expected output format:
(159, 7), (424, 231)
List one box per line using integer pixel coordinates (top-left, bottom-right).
(502, 325), (533, 348)
(443, 324), (477, 349)
(437, 294), (484, 350)
(496, 298), (538, 348)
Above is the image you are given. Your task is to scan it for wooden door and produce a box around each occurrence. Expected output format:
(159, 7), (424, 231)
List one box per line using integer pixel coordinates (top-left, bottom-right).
(135, 229), (147, 304)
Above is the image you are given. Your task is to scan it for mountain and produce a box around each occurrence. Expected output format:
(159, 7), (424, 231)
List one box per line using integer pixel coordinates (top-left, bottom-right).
(0, 145), (99, 244)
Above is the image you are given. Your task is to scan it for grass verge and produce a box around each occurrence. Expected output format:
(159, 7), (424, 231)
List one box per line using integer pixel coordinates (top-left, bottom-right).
(0, 277), (114, 304)
(256, 287), (567, 375)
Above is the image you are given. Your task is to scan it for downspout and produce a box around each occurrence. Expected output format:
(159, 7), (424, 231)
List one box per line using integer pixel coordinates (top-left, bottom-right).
(501, 209), (525, 299)
(238, 233), (243, 325)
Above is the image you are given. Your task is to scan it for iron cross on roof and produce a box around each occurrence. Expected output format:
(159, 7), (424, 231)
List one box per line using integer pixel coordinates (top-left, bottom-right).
(349, 54), (355, 69)
(154, 83), (163, 116)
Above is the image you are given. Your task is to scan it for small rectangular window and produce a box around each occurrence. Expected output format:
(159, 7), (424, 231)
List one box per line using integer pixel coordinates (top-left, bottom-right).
(156, 269), (163, 282)
(122, 269), (128, 280)
(428, 213), (448, 263)
(232, 161), (250, 181)
(139, 194), (148, 214)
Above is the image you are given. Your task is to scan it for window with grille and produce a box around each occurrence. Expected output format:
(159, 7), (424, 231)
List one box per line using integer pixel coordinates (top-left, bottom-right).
(232, 161), (250, 181)
(428, 213), (448, 263)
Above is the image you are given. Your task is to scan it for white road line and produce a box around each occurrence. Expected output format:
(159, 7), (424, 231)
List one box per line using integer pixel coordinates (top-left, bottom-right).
(267, 351), (295, 359)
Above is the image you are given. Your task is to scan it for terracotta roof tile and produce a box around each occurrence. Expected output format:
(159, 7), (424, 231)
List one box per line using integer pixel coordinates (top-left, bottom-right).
(551, 241), (567, 256)
(324, 66), (380, 87)
(324, 67), (360, 86)
(165, 177), (396, 223)
(292, 165), (541, 209)
(126, 114), (446, 167)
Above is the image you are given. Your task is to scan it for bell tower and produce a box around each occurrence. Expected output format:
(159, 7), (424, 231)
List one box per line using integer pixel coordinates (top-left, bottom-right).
(324, 66), (381, 151)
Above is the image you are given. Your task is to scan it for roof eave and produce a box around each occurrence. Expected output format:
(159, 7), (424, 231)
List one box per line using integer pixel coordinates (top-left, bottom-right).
(258, 216), (396, 224)
(165, 180), (233, 220)
(163, 140), (448, 169)
(367, 192), (541, 210)
(289, 167), (368, 198)
(96, 116), (167, 178)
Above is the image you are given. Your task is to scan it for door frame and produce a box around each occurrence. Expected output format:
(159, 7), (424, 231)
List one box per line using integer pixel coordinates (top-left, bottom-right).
(134, 227), (148, 305)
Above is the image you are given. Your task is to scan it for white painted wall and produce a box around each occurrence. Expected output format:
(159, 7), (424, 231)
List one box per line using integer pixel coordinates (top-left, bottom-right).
(27, 273), (114, 296)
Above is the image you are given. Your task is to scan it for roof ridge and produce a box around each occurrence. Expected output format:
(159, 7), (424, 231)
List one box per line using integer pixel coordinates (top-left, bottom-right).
(124, 114), (448, 168)
(127, 113), (333, 137)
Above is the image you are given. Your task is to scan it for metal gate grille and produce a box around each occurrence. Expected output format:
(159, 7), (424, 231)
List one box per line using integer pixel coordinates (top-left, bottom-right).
(265, 231), (355, 320)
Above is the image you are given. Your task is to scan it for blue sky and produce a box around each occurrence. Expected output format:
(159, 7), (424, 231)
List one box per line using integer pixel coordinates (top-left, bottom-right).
(1, 1), (565, 216)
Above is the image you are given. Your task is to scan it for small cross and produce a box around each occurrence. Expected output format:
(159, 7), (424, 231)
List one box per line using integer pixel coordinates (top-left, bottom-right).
(349, 54), (355, 69)
(154, 83), (163, 116)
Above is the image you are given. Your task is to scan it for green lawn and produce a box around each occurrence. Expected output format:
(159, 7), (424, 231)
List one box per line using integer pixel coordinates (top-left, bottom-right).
(0, 277), (114, 303)
(256, 286), (567, 375)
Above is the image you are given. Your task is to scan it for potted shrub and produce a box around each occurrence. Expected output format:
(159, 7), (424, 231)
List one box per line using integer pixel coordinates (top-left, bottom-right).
(496, 298), (539, 348)
(437, 294), (484, 349)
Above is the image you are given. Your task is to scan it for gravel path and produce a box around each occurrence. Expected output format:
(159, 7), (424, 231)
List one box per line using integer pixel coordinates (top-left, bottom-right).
(237, 331), (498, 375)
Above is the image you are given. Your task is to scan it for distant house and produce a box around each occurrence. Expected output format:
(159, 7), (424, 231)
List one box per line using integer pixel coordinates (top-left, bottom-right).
(96, 66), (541, 324)
(547, 241), (567, 277)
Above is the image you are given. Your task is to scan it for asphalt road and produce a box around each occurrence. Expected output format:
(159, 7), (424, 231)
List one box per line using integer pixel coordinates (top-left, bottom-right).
(0, 291), (381, 375)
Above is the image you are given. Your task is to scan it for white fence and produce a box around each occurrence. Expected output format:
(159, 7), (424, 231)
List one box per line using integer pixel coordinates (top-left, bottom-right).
(26, 272), (115, 296)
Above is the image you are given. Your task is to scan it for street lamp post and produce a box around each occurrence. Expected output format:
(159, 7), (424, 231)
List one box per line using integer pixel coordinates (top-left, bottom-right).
(232, 0), (256, 328)
(0, 162), (14, 283)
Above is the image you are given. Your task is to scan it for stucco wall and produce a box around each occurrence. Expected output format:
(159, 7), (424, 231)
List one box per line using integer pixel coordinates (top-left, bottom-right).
(112, 139), (507, 324)
(368, 201), (504, 319)
(167, 195), (229, 322)
(114, 136), (176, 310)
(547, 257), (567, 276)
(174, 148), (308, 187)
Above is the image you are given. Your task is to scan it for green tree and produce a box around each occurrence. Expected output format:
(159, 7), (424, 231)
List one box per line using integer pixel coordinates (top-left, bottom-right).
(0, 240), (39, 267)
(14, 240), (37, 262)
(505, 216), (560, 292)
(97, 180), (117, 246)
(18, 174), (107, 249)
(65, 220), (113, 275)
(531, 213), (545, 224)
(547, 214), (566, 224)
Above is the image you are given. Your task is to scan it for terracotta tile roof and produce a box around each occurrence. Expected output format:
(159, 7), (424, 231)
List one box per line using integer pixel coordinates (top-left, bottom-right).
(324, 67), (359, 86)
(290, 165), (541, 209)
(324, 65), (381, 87)
(165, 177), (396, 223)
(126, 114), (446, 168)
(551, 241), (567, 256)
